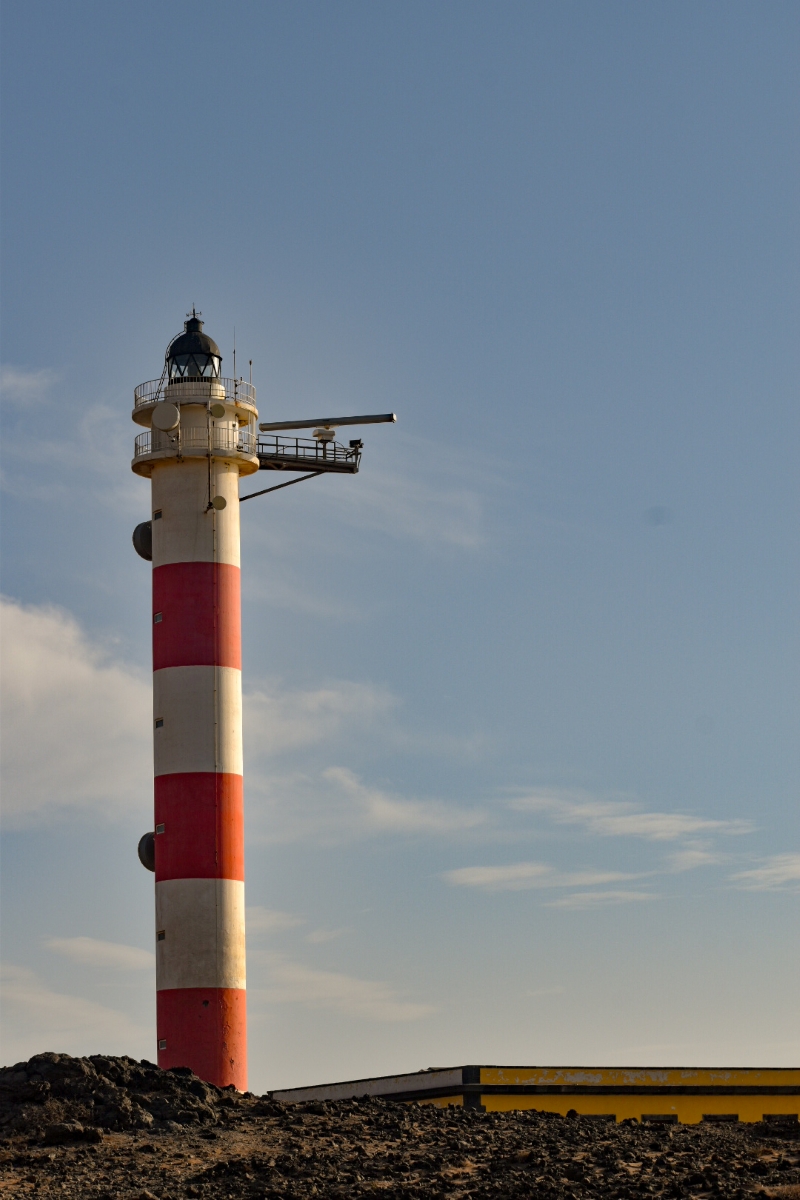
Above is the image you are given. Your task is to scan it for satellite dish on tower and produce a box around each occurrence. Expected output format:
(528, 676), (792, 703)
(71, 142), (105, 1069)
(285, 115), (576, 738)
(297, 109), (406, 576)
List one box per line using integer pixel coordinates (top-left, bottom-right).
(151, 402), (180, 432)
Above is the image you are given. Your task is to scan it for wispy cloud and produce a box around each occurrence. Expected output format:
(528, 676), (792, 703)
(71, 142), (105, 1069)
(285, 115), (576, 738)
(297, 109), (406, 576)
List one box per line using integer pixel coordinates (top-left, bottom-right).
(244, 570), (363, 621)
(246, 766), (487, 846)
(324, 767), (486, 835)
(442, 861), (642, 892)
(305, 928), (348, 944)
(44, 937), (154, 971)
(1, 595), (483, 841)
(315, 432), (495, 550)
(0, 963), (150, 1064)
(244, 433), (492, 555)
(729, 853), (800, 892)
(512, 790), (751, 842)
(666, 842), (725, 872)
(256, 955), (435, 1022)
(0, 596), (151, 827)
(244, 680), (397, 756)
(244, 674), (487, 766)
(1, 378), (145, 515)
(246, 907), (305, 934)
(331, 467), (485, 549)
(546, 890), (659, 910)
(0, 365), (58, 405)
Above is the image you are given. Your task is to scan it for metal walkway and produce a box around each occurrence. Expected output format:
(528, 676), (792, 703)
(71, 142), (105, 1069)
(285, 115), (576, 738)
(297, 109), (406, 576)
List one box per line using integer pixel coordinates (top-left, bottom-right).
(256, 435), (361, 474)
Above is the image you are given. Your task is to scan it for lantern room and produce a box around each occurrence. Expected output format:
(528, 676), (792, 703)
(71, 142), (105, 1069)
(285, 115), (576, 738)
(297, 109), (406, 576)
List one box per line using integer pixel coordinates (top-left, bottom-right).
(166, 308), (222, 382)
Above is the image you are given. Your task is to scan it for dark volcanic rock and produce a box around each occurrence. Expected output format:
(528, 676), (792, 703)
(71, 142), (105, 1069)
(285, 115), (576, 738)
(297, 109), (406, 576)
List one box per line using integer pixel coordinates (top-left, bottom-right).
(43, 1121), (102, 1145)
(0, 1052), (228, 1137)
(1, 1054), (799, 1197)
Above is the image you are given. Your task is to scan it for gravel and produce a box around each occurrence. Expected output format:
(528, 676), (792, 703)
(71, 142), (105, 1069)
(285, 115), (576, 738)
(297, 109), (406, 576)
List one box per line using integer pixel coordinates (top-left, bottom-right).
(1, 1053), (798, 1198)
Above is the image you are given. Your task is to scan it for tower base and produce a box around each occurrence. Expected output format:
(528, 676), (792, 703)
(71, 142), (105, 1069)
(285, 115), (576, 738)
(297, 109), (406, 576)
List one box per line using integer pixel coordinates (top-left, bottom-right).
(157, 987), (247, 1091)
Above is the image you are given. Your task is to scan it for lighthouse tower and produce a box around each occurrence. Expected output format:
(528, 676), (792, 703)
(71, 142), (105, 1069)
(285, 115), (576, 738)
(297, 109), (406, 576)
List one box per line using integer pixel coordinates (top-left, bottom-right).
(132, 312), (259, 1090)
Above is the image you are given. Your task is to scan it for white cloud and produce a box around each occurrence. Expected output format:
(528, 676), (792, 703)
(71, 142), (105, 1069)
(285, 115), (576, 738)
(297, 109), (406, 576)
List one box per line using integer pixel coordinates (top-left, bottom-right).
(512, 790), (751, 842)
(0, 596), (151, 827)
(247, 907), (305, 934)
(729, 854), (800, 892)
(324, 767), (485, 835)
(256, 955), (435, 1022)
(0, 595), (481, 844)
(244, 675), (487, 764)
(443, 861), (641, 892)
(666, 842), (724, 872)
(297, 430), (496, 550)
(546, 891), (659, 910)
(244, 570), (363, 620)
(1, 381), (144, 516)
(331, 467), (485, 549)
(0, 963), (151, 1064)
(305, 928), (348, 944)
(247, 764), (486, 846)
(244, 679), (397, 755)
(44, 937), (154, 971)
(0, 365), (58, 406)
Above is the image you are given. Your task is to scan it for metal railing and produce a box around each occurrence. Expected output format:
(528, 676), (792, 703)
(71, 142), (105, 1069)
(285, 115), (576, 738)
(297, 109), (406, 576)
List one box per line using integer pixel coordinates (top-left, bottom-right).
(257, 435), (361, 473)
(134, 377), (257, 409)
(134, 427), (258, 459)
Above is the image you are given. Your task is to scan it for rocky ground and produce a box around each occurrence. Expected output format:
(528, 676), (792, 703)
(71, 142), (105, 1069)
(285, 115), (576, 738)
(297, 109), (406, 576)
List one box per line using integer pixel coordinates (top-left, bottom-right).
(1, 1055), (798, 1198)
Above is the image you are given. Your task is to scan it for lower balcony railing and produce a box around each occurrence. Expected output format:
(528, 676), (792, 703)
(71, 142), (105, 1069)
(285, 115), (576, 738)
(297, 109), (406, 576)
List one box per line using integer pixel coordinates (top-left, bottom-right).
(134, 428), (257, 459)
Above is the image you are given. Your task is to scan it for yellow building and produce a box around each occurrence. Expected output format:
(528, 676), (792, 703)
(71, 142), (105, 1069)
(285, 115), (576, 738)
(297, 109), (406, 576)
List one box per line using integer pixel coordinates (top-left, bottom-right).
(273, 1065), (799, 1125)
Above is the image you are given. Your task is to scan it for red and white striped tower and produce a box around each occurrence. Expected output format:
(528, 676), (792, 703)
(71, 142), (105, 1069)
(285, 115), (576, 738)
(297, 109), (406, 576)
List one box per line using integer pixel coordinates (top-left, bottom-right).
(132, 312), (259, 1090)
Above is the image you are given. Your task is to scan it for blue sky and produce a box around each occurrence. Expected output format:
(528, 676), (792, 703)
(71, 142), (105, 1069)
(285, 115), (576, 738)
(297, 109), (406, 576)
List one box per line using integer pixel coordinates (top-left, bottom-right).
(1, 1), (798, 1091)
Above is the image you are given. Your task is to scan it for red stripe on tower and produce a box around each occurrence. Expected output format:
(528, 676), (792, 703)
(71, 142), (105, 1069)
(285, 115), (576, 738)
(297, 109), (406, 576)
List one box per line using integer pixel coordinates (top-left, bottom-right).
(156, 989), (247, 1088)
(153, 562), (241, 670)
(154, 773), (244, 881)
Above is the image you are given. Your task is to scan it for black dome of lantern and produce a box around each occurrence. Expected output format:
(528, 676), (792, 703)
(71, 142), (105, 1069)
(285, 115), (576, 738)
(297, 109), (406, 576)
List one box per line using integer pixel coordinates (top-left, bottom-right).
(166, 308), (222, 382)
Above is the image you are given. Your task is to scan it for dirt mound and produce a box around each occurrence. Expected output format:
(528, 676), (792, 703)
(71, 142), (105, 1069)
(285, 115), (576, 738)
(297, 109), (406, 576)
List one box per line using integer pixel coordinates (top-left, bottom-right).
(0, 1052), (273, 1138)
(1, 1054), (798, 1197)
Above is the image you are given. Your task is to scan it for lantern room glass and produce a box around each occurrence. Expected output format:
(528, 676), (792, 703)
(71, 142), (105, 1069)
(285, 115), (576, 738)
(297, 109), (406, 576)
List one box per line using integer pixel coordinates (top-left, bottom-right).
(168, 353), (221, 381)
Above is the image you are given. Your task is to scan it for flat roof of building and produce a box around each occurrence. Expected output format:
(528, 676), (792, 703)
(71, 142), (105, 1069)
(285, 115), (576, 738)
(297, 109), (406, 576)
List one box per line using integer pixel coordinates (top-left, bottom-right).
(271, 1065), (800, 1124)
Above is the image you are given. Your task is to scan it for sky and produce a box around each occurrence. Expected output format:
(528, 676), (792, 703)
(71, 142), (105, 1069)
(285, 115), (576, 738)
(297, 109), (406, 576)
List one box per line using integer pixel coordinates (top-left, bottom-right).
(1, 1), (798, 1092)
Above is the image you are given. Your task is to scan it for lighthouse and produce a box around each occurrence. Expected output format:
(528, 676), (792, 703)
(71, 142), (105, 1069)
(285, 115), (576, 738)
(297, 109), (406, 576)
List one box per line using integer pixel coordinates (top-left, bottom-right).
(132, 311), (257, 1090)
(132, 310), (395, 1088)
